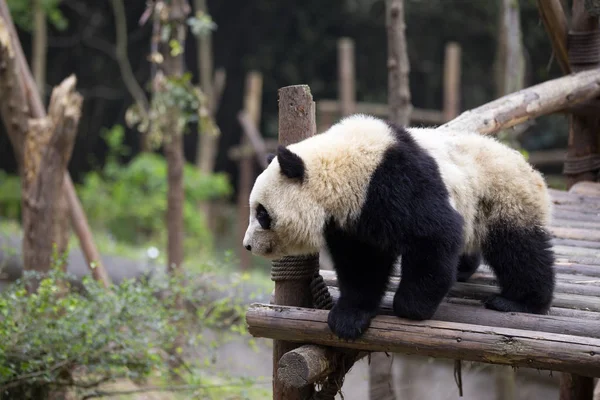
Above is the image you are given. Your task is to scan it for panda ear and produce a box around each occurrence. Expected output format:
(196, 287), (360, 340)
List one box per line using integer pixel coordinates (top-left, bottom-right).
(266, 153), (276, 165)
(277, 145), (305, 182)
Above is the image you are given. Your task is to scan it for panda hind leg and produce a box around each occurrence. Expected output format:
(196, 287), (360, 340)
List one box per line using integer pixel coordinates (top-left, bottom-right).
(456, 252), (481, 282)
(482, 224), (555, 314)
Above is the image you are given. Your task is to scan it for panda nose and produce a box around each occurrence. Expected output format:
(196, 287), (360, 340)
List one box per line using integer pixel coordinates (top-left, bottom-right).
(245, 244), (252, 251)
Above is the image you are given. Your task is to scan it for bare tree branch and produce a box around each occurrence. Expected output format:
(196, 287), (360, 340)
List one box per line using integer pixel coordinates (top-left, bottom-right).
(109, 0), (150, 117)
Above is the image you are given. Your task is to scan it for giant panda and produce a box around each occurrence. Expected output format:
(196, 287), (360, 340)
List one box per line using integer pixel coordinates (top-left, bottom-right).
(243, 113), (555, 341)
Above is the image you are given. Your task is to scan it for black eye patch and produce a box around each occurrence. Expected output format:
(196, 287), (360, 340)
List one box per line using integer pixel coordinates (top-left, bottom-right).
(256, 204), (272, 230)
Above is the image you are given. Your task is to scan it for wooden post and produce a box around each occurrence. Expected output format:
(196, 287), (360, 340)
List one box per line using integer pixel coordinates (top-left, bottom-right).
(272, 85), (317, 400)
(443, 42), (461, 121)
(560, 374), (595, 400)
(386, 0), (412, 126)
(561, 0), (599, 378)
(564, 0), (600, 190)
(237, 71), (263, 271)
(338, 37), (356, 117)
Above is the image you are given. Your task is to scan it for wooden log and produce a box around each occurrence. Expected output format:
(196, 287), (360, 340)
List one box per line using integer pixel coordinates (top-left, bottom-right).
(324, 288), (600, 335)
(386, 0), (412, 126)
(272, 85), (318, 400)
(552, 209), (600, 223)
(327, 280), (600, 313)
(237, 71), (263, 271)
(536, 0), (571, 74)
(246, 303), (600, 377)
(22, 75), (82, 290)
(439, 67), (600, 135)
(277, 345), (335, 388)
(570, 181), (600, 197)
(560, 373), (595, 399)
(443, 42), (461, 121)
(443, 297), (600, 321)
(338, 37), (355, 116)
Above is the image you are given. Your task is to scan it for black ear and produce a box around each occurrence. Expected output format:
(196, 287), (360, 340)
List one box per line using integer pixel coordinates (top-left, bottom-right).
(266, 153), (276, 165)
(277, 145), (305, 182)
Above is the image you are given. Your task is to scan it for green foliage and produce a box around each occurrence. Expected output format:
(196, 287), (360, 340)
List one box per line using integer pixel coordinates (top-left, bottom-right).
(7, 0), (68, 31)
(0, 256), (255, 399)
(0, 171), (21, 221)
(187, 10), (217, 37)
(0, 268), (176, 397)
(126, 73), (220, 150)
(77, 125), (232, 253)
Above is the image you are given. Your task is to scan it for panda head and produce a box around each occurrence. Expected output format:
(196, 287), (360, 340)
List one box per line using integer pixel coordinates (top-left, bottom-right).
(243, 145), (326, 259)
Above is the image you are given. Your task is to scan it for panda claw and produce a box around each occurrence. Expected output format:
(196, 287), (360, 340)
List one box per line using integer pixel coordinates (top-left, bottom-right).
(327, 304), (375, 341)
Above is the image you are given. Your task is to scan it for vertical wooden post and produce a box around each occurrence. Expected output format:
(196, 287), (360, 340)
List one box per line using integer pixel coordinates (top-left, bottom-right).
(338, 37), (356, 117)
(560, 374), (595, 400)
(386, 0), (412, 126)
(272, 85), (317, 400)
(564, 0), (600, 190)
(443, 42), (461, 121)
(562, 0), (599, 394)
(237, 71), (263, 271)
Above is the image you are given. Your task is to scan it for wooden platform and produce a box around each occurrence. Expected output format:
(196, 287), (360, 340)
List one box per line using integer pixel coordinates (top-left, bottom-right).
(246, 182), (600, 377)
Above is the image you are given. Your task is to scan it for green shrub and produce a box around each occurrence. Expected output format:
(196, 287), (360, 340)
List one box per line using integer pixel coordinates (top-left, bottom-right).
(0, 259), (254, 399)
(77, 125), (232, 254)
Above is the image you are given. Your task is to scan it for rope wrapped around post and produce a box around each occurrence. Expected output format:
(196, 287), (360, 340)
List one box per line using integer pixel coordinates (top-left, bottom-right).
(271, 254), (357, 400)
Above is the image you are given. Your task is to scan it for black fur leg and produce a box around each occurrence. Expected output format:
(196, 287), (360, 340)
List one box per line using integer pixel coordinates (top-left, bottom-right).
(393, 238), (460, 321)
(482, 224), (555, 314)
(327, 301), (377, 341)
(456, 252), (481, 282)
(325, 223), (396, 341)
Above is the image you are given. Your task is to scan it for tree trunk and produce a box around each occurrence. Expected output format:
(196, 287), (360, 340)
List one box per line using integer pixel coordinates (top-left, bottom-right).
(153, 0), (190, 376)
(0, 2), (112, 288)
(195, 0), (218, 174)
(386, 0), (411, 126)
(22, 75), (82, 291)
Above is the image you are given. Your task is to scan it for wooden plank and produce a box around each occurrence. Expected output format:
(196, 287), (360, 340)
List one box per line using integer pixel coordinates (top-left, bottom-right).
(438, 68), (600, 135)
(246, 303), (600, 377)
(550, 227), (600, 242)
(344, 294), (600, 339)
(570, 181), (600, 197)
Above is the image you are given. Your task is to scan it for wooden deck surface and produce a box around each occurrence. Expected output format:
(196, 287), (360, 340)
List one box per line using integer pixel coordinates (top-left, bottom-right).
(246, 182), (600, 377)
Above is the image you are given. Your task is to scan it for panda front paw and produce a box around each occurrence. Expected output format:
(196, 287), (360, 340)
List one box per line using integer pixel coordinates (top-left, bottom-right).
(327, 303), (375, 341)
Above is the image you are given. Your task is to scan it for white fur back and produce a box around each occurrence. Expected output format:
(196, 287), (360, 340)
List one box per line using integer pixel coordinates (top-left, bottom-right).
(407, 127), (552, 253)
